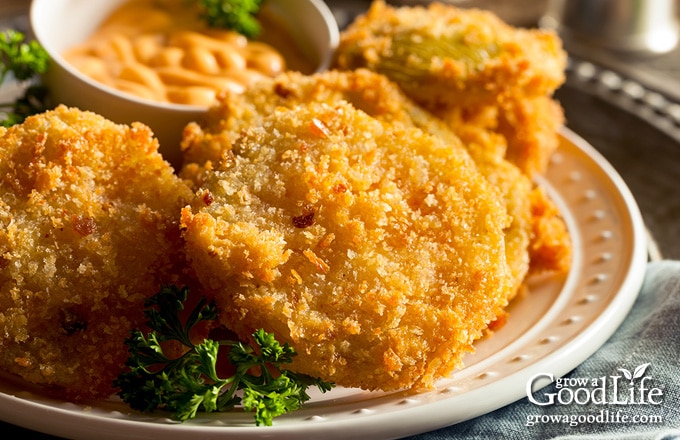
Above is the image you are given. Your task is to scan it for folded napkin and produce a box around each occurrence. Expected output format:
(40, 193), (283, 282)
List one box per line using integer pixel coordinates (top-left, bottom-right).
(406, 261), (680, 440)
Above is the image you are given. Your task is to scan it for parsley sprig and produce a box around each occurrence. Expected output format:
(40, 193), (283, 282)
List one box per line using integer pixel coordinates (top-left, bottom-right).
(114, 285), (333, 426)
(0, 30), (50, 127)
(199, 0), (264, 38)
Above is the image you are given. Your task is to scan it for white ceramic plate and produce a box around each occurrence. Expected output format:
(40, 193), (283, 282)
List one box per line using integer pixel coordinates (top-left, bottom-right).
(0, 128), (648, 440)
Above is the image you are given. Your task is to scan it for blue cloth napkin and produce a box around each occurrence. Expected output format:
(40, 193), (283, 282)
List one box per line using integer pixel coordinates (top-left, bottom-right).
(405, 261), (680, 440)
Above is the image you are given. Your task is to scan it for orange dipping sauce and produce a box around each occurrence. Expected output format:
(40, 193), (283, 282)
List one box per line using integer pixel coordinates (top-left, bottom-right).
(63, 0), (309, 106)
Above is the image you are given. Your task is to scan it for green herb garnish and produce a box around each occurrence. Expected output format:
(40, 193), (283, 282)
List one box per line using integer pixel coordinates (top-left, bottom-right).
(199, 0), (264, 39)
(0, 30), (49, 127)
(114, 285), (333, 426)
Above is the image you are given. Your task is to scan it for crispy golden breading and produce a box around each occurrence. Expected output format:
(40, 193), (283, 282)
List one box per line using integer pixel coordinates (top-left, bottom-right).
(179, 68), (453, 173)
(180, 70), (527, 294)
(437, 95), (565, 177)
(333, 1), (566, 108)
(329, 0), (572, 274)
(333, 0), (568, 177)
(182, 68), (568, 299)
(180, 99), (515, 391)
(0, 106), (194, 399)
(528, 185), (572, 274)
(496, 96), (565, 177)
(434, 106), (571, 278)
(389, 93), (570, 286)
(450, 128), (533, 298)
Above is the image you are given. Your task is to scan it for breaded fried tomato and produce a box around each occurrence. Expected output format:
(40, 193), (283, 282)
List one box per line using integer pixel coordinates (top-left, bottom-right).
(333, 0), (567, 177)
(0, 106), (194, 399)
(180, 100), (515, 391)
(181, 69), (569, 298)
(333, 0), (566, 110)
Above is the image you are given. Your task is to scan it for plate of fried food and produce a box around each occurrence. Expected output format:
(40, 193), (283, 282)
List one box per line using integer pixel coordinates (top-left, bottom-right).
(0, 1), (647, 439)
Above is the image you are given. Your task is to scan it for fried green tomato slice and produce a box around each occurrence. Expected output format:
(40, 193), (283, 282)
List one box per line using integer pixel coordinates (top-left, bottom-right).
(0, 106), (194, 399)
(180, 68), (534, 309)
(180, 100), (514, 391)
(332, 1), (568, 178)
(333, 0), (566, 109)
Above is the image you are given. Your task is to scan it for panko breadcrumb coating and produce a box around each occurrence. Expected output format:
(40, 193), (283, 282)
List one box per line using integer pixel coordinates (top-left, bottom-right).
(528, 185), (572, 274)
(180, 99), (515, 391)
(181, 69), (569, 297)
(333, 0), (567, 176)
(0, 106), (194, 399)
(439, 95), (565, 177)
(434, 104), (571, 280)
(333, 0), (566, 108)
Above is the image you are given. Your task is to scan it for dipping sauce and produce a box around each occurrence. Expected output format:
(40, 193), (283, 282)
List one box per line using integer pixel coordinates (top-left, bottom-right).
(63, 0), (310, 106)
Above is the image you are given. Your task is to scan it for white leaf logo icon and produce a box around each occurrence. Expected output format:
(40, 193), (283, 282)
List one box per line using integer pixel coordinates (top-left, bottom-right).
(633, 363), (650, 381)
(619, 363), (650, 384)
(618, 368), (632, 381)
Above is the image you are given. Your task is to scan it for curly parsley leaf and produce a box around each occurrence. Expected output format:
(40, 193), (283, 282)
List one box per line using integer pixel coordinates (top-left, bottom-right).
(199, 0), (264, 38)
(0, 30), (48, 83)
(0, 30), (50, 127)
(114, 285), (334, 426)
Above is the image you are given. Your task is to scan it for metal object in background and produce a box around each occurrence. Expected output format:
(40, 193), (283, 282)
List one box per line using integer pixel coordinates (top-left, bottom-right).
(542, 0), (680, 55)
